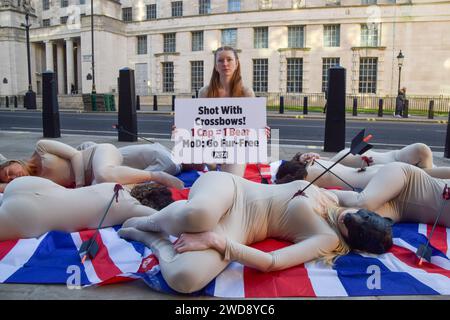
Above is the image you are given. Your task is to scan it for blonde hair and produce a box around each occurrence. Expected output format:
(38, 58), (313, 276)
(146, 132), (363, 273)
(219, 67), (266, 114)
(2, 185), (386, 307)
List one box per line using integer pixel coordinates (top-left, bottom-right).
(318, 206), (351, 265)
(206, 46), (245, 98)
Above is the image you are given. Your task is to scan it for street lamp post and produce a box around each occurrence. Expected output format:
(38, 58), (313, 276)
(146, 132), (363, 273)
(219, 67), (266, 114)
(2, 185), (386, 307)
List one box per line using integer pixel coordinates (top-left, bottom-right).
(22, 12), (36, 109)
(91, 0), (96, 94)
(397, 50), (404, 92)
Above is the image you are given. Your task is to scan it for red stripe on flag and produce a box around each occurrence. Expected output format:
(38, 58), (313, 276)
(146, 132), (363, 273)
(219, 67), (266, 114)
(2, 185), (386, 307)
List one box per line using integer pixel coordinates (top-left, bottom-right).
(244, 239), (315, 297)
(79, 230), (123, 281)
(427, 225), (448, 256)
(138, 254), (159, 273)
(244, 164), (272, 184)
(390, 245), (450, 278)
(170, 188), (190, 201)
(0, 239), (19, 261)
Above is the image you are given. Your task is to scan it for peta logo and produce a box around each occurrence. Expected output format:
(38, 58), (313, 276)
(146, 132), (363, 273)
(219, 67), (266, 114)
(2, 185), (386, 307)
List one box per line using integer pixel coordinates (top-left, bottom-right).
(366, 265), (381, 290)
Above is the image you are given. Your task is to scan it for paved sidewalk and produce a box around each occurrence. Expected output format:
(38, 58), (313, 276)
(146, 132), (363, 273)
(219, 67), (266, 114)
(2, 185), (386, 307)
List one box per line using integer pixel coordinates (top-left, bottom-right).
(0, 129), (449, 300)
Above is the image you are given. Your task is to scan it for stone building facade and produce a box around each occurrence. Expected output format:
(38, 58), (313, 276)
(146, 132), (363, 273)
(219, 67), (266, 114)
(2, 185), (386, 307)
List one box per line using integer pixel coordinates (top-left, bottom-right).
(1, 0), (449, 97)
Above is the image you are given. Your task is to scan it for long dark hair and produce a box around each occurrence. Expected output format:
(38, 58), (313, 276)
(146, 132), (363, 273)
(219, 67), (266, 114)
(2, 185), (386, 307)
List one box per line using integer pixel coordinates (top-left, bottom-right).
(206, 46), (245, 97)
(275, 160), (308, 184)
(130, 183), (174, 210)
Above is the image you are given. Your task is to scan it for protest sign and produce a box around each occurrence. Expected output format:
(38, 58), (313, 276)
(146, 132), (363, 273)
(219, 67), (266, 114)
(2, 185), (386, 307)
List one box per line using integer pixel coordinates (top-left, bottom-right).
(173, 97), (267, 164)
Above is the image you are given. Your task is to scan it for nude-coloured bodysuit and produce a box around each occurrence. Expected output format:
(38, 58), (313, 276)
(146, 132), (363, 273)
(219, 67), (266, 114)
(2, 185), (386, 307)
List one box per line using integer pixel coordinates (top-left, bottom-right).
(333, 163), (450, 227)
(120, 171), (339, 293)
(0, 176), (153, 241)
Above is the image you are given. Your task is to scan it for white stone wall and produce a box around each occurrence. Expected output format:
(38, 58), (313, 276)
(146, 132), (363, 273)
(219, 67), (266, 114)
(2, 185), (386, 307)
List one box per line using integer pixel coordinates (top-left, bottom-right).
(2, 0), (448, 96)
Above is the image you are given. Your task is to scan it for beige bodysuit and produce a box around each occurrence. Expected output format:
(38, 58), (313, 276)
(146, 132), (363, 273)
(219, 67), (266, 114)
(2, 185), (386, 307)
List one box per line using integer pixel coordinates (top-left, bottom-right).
(0, 176), (153, 241)
(333, 163), (450, 227)
(120, 171), (340, 293)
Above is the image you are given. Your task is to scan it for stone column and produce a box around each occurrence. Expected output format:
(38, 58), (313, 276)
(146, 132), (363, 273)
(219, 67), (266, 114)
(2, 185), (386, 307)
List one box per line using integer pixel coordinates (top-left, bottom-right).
(56, 41), (65, 94)
(65, 38), (75, 94)
(77, 40), (82, 93)
(45, 40), (54, 71)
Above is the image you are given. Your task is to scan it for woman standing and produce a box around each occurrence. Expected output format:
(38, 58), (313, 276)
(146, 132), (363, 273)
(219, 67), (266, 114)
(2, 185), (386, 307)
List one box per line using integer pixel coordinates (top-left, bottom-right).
(197, 46), (256, 177)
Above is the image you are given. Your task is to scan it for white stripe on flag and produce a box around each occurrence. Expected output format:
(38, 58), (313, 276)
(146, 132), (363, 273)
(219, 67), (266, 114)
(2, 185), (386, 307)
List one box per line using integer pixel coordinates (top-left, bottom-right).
(305, 260), (348, 297)
(99, 228), (143, 274)
(70, 232), (101, 285)
(214, 262), (245, 298)
(361, 250), (450, 295)
(446, 227), (450, 259)
(0, 234), (46, 282)
(394, 238), (450, 270)
(270, 160), (282, 183)
(418, 223), (427, 237)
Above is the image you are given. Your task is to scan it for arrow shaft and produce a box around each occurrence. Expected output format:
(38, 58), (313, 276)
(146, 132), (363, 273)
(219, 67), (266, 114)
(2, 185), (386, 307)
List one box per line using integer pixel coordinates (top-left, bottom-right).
(313, 160), (355, 191)
(293, 151), (351, 197)
(116, 126), (154, 144)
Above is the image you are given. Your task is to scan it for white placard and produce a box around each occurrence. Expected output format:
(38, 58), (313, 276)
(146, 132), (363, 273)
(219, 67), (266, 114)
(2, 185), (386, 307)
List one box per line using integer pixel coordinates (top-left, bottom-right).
(173, 98), (267, 164)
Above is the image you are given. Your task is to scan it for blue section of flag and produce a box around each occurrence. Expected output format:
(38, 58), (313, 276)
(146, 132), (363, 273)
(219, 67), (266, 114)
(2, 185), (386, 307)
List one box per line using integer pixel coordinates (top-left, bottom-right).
(6, 231), (91, 285)
(175, 170), (200, 188)
(334, 253), (438, 296)
(393, 223), (449, 260)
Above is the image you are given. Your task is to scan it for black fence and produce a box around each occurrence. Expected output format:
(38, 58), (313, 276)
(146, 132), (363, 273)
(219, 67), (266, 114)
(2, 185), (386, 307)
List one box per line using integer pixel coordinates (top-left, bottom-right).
(254, 93), (450, 115)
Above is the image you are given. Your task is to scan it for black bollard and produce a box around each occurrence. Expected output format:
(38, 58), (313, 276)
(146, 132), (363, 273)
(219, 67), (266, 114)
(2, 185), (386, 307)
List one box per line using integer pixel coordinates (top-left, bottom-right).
(153, 95), (158, 111)
(445, 109), (450, 158)
(172, 95), (176, 112)
(14, 96), (18, 108)
(192, 95), (196, 99)
(195, 89), (199, 98)
(118, 67), (137, 142)
(403, 100), (409, 118)
(324, 67), (346, 152)
(378, 98), (383, 117)
(136, 95), (141, 111)
(5, 96), (9, 108)
(42, 71), (61, 138)
(352, 97), (357, 116)
(279, 96), (284, 114)
(428, 100), (434, 119)
(303, 96), (308, 115)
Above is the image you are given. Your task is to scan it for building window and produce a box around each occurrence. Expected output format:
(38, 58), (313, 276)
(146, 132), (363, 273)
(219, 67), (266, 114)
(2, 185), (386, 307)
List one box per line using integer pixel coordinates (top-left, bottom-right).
(164, 33), (176, 53)
(362, 0), (377, 4)
(288, 25), (305, 48)
(146, 4), (157, 20)
(228, 0), (240, 12)
(172, 1), (183, 17)
(292, 0), (303, 8)
(60, 16), (68, 24)
(253, 59), (268, 93)
(137, 35), (148, 55)
(221, 28), (237, 48)
(43, 0), (50, 10)
(325, 0), (341, 6)
(322, 57), (340, 93)
(192, 31), (204, 51)
(122, 7), (133, 22)
(191, 61), (204, 92)
(361, 24), (379, 47)
(254, 27), (268, 49)
(259, 0), (272, 9)
(287, 58), (303, 93)
(79, 0), (86, 4)
(162, 62), (174, 93)
(42, 19), (51, 27)
(199, 0), (211, 15)
(61, 0), (68, 8)
(324, 24), (340, 47)
(359, 57), (377, 94)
